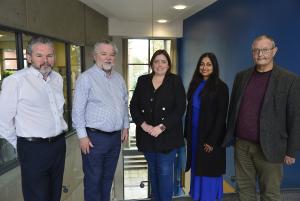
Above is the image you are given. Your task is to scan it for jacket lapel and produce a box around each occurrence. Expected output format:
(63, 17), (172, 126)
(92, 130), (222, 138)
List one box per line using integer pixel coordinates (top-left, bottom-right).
(236, 68), (253, 106)
(262, 64), (280, 106)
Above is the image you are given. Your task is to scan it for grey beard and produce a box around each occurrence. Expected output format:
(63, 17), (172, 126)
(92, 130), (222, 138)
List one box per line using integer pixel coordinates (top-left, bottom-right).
(102, 63), (113, 71)
(32, 64), (52, 77)
(39, 66), (52, 75)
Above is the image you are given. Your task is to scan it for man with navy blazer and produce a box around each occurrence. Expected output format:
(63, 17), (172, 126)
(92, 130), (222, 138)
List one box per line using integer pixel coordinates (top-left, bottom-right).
(223, 35), (300, 201)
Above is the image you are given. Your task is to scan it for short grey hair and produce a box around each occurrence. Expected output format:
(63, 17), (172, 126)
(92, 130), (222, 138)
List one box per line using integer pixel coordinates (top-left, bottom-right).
(252, 34), (276, 48)
(26, 36), (54, 55)
(93, 40), (118, 55)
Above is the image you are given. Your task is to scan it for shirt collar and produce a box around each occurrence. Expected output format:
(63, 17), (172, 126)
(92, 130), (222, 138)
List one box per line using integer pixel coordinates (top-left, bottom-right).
(94, 64), (114, 79)
(29, 66), (52, 81)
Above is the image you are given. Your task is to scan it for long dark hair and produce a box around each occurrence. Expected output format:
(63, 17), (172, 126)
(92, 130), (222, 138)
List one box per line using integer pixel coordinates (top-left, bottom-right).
(150, 49), (172, 75)
(187, 52), (220, 100)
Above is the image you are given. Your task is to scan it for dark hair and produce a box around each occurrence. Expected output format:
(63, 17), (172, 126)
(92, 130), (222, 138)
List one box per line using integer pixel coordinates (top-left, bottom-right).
(26, 36), (54, 55)
(149, 49), (171, 75)
(187, 52), (220, 100)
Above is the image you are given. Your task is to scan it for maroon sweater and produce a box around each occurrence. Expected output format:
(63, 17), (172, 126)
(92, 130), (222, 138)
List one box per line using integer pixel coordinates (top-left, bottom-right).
(236, 69), (272, 143)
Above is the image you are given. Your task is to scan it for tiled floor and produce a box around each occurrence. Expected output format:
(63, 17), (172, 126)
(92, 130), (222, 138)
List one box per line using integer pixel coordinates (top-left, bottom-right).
(124, 169), (149, 200)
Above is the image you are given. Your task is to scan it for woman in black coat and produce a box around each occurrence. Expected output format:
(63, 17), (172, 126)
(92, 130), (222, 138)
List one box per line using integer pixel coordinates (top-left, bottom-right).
(185, 52), (229, 201)
(130, 49), (186, 201)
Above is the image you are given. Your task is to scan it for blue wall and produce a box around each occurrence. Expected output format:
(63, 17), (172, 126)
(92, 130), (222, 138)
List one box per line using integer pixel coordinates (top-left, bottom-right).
(180, 0), (300, 188)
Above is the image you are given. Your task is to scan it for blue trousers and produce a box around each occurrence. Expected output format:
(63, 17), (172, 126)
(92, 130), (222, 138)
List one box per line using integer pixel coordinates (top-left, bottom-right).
(82, 129), (121, 201)
(144, 149), (177, 201)
(17, 136), (66, 201)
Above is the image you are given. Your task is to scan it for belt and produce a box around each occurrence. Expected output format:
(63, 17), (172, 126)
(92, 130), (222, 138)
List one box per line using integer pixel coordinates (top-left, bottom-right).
(17, 133), (65, 143)
(86, 127), (120, 135)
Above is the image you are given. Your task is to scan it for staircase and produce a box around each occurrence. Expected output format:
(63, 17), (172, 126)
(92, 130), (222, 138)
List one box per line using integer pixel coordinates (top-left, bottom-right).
(124, 155), (147, 170)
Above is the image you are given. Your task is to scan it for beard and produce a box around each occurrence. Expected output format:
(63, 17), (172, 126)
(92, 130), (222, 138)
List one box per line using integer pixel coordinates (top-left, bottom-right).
(101, 62), (114, 72)
(39, 65), (52, 75)
(32, 62), (52, 76)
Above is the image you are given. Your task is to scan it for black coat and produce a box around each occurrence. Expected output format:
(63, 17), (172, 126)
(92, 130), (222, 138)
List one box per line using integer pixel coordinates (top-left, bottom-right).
(185, 79), (229, 176)
(130, 73), (186, 152)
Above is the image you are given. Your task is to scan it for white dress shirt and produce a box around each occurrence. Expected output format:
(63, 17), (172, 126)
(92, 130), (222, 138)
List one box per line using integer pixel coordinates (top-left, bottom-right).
(0, 67), (68, 148)
(72, 65), (130, 139)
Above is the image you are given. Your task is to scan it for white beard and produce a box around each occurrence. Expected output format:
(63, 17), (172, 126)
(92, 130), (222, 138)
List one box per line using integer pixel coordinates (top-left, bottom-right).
(102, 63), (113, 71)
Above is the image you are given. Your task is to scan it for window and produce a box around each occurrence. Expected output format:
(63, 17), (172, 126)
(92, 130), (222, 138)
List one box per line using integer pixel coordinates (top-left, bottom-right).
(70, 45), (82, 99)
(0, 31), (17, 82)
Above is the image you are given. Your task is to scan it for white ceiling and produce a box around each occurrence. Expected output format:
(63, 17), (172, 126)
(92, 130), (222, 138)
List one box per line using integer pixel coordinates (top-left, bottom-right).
(79, 0), (217, 37)
(80, 0), (216, 23)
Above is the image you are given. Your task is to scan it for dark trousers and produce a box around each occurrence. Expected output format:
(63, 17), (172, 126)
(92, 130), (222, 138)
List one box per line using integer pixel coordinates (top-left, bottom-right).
(17, 137), (66, 201)
(235, 138), (282, 201)
(82, 129), (121, 201)
(144, 149), (177, 201)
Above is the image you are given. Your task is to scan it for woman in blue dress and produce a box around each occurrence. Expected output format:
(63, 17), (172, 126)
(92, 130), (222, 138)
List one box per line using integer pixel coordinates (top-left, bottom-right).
(184, 52), (229, 201)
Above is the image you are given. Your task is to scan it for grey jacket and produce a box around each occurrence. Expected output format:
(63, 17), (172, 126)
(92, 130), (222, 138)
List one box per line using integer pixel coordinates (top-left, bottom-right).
(223, 64), (300, 163)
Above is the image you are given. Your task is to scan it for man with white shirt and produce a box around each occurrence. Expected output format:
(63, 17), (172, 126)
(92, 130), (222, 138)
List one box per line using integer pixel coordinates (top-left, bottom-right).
(0, 37), (67, 201)
(72, 40), (129, 201)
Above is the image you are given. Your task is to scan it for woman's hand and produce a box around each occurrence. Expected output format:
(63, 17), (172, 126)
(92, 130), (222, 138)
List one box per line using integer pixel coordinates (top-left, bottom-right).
(141, 122), (153, 133)
(149, 125), (163, 137)
(204, 143), (213, 153)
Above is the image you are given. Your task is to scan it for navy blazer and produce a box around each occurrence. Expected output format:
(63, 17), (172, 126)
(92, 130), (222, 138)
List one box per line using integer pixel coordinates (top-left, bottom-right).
(130, 73), (186, 152)
(223, 64), (300, 162)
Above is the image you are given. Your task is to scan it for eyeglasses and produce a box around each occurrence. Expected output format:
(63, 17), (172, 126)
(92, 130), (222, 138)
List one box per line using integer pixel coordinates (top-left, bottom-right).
(252, 47), (274, 55)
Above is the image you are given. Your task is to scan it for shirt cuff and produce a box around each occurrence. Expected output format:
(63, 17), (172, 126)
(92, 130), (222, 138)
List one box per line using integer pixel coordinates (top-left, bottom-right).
(76, 127), (88, 139)
(12, 139), (17, 149)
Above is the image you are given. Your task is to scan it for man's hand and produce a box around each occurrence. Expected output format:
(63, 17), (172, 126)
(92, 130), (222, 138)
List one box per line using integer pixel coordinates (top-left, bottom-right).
(284, 155), (296, 165)
(121, 128), (129, 143)
(79, 137), (94, 154)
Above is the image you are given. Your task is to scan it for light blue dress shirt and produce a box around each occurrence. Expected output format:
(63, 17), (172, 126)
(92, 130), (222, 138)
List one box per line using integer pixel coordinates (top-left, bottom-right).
(72, 65), (129, 139)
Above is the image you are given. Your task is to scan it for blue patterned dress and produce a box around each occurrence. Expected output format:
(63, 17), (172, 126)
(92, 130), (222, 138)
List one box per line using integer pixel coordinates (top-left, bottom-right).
(190, 81), (223, 201)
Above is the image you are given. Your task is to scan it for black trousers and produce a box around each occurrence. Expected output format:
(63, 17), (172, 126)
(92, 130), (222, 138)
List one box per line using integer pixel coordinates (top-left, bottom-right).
(17, 136), (66, 201)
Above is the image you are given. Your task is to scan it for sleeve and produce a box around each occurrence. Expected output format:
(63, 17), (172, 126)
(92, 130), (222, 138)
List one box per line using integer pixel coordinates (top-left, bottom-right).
(160, 76), (186, 130)
(129, 76), (145, 126)
(206, 83), (229, 146)
(222, 73), (241, 147)
(0, 76), (19, 148)
(286, 75), (300, 157)
(121, 77), (130, 129)
(227, 73), (240, 126)
(72, 74), (90, 139)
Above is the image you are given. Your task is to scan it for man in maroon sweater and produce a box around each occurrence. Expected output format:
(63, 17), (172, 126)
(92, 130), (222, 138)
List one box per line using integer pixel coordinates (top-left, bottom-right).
(223, 35), (300, 201)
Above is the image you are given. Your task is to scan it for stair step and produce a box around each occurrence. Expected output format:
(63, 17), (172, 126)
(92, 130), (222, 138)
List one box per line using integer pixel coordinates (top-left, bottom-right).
(124, 164), (148, 169)
(124, 160), (147, 163)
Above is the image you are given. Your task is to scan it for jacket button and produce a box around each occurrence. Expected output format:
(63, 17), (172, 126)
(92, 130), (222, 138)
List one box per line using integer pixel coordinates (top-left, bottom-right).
(162, 107), (165, 110)
(150, 98), (153, 102)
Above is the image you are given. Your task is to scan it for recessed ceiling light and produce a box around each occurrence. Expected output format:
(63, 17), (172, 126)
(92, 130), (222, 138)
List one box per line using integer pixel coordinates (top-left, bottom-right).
(157, 19), (168, 23)
(173, 4), (187, 10)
